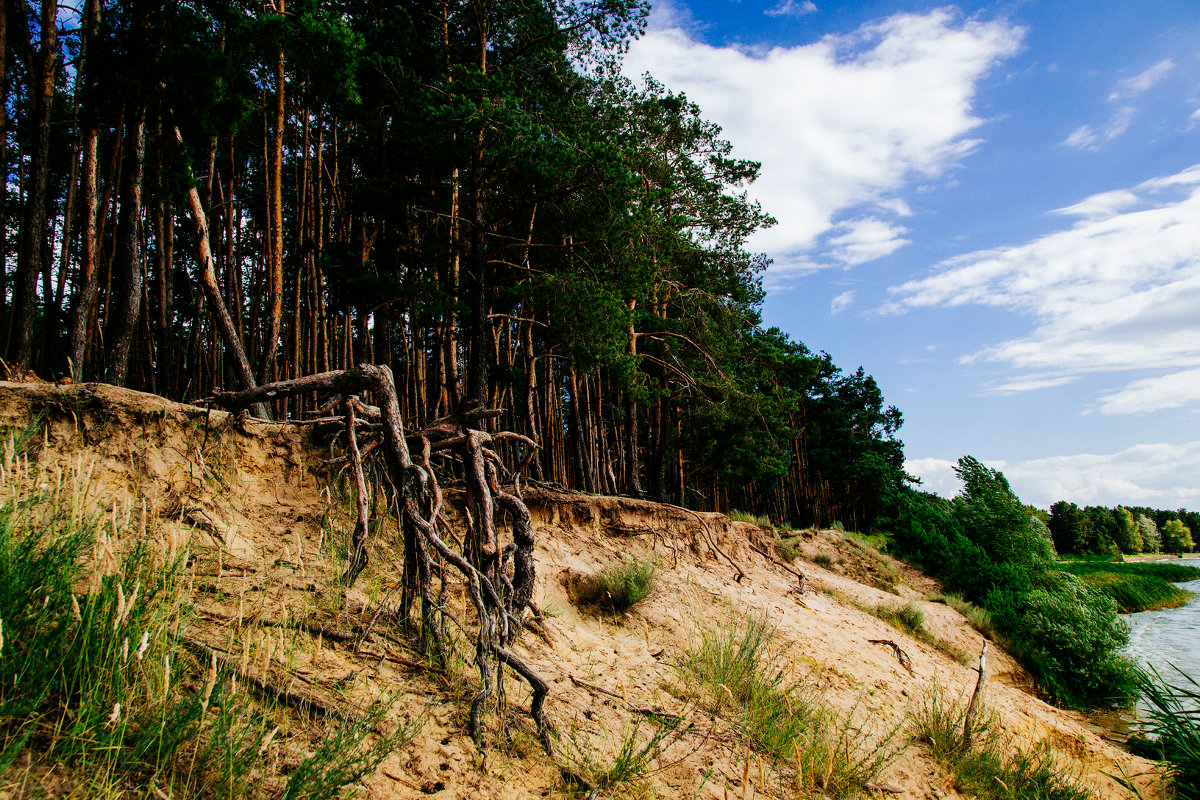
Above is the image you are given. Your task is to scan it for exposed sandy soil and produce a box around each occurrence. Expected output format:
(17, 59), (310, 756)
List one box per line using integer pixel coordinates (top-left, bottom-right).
(0, 381), (1160, 799)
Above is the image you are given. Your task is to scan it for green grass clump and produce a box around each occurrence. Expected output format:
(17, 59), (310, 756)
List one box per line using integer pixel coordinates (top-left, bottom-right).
(594, 558), (658, 611)
(0, 445), (415, 797)
(679, 613), (901, 796)
(910, 685), (1091, 800)
(933, 593), (1000, 641)
(730, 509), (773, 528)
(812, 552), (834, 570)
(1127, 667), (1200, 799)
(874, 602), (926, 636)
(556, 715), (687, 796)
(1058, 561), (1199, 612)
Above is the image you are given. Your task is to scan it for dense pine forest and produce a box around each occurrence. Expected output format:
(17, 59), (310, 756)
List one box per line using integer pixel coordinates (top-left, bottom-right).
(0, 0), (906, 529)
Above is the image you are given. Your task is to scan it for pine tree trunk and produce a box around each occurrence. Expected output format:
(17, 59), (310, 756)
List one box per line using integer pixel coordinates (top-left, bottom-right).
(105, 113), (146, 385)
(9, 0), (57, 368)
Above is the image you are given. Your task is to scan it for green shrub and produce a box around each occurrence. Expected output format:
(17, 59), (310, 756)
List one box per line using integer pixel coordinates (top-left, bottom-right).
(812, 552), (834, 570)
(594, 558), (658, 611)
(989, 574), (1138, 708)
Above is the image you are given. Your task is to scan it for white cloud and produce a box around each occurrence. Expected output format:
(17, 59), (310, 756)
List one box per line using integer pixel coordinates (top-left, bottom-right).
(885, 164), (1200, 405)
(829, 290), (855, 315)
(1002, 442), (1200, 509)
(1063, 59), (1172, 152)
(909, 443), (1200, 509)
(981, 374), (1077, 395)
(1110, 59), (1174, 100)
(826, 218), (909, 266)
(1098, 367), (1200, 415)
(623, 9), (1024, 282)
(904, 456), (961, 497)
(1062, 106), (1135, 151)
(765, 0), (817, 18)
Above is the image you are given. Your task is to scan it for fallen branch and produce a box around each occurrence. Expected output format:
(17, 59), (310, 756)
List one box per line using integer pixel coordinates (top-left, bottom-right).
(868, 638), (914, 675)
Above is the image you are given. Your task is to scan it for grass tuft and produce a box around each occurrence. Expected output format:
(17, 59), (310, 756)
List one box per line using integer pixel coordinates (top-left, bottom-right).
(0, 441), (416, 797)
(679, 612), (902, 796)
(593, 557), (658, 612)
(730, 509), (773, 528)
(909, 684), (1090, 800)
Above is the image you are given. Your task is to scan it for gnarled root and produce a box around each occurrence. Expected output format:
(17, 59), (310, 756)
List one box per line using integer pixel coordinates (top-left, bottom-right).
(208, 364), (548, 745)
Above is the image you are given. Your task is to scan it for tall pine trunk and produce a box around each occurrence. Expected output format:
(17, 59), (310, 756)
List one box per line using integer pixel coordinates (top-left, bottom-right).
(9, 0), (57, 369)
(105, 113), (146, 385)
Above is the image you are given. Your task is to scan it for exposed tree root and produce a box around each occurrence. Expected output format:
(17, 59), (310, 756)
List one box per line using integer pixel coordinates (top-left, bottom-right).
(208, 364), (549, 747)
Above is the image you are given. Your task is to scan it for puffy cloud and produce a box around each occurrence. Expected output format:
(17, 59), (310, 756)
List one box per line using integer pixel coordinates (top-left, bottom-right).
(908, 443), (1200, 509)
(885, 164), (1200, 405)
(623, 9), (1024, 281)
(826, 218), (910, 266)
(1098, 367), (1200, 415)
(765, 0), (817, 18)
(829, 289), (855, 315)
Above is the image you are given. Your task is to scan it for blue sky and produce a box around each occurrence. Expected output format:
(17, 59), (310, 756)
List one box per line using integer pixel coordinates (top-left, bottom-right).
(622, 0), (1200, 510)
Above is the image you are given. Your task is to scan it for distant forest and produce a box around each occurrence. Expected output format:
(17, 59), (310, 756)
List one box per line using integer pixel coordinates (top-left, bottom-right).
(1047, 501), (1197, 556)
(0, 0), (907, 529)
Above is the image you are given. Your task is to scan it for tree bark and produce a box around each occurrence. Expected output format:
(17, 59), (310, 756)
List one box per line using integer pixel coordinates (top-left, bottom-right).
(260, 0), (286, 386)
(106, 114), (146, 385)
(65, 0), (102, 382)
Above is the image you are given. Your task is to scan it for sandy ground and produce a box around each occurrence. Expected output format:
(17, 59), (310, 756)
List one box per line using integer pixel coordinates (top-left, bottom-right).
(0, 381), (1161, 799)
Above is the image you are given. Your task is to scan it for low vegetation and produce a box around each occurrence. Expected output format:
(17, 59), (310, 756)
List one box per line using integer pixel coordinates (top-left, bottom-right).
(1058, 559), (1200, 612)
(887, 457), (1139, 708)
(593, 557), (659, 612)
(0, 436), (415, 797)
(909, 685), (1091, 800)
(678, 613), (902, 796)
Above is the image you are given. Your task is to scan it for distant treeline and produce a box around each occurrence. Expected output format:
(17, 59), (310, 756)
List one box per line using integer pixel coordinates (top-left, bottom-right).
(1047, 502), (1197, 556)
(0, 0), (906, 530)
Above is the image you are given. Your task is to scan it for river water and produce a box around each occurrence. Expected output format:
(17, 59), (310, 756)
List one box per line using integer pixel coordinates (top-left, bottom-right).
(1123, 573), (1200, 684)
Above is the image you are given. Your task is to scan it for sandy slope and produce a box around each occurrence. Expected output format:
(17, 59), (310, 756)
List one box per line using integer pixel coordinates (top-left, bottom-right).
(0, 381), (1158, 799)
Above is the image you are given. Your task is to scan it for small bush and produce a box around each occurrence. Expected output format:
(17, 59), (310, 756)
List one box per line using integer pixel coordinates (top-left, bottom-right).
(812, 552), (834, 570)
(594, 558), (658, 611)
(989, 574), (1139, 708)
